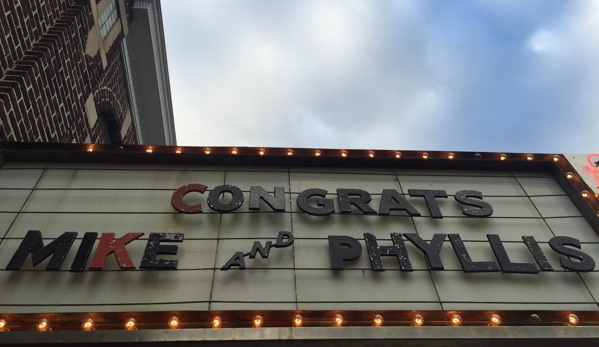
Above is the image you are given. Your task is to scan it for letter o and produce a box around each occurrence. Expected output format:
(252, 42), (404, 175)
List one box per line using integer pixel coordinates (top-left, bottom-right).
(171, 184), (208, 214)
(207, 185), (245, 212)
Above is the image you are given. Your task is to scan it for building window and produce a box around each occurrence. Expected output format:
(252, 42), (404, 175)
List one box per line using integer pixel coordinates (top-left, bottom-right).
(99, 0), (119, 39)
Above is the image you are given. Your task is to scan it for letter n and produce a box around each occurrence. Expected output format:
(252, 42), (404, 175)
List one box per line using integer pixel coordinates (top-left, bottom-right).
(6, 230), (77, 270)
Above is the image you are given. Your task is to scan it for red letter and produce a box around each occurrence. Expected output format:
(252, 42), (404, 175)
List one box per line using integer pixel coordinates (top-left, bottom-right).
(171, 184), (207, 213)
(89, 233), (144, 270)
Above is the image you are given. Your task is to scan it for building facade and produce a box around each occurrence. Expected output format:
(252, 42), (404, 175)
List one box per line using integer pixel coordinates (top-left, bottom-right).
(0, 144), (597, 345)
(0, 0), (176, 145)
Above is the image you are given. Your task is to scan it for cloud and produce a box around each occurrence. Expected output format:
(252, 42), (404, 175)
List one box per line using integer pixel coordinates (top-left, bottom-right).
(163, 0), (599, 153)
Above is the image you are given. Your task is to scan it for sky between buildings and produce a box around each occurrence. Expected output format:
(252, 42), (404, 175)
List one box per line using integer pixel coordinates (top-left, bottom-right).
(162, 0), (599, 154)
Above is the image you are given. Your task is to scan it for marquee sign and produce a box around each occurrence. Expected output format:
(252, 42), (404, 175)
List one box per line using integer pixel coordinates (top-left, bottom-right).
(5, 183), (595, 275)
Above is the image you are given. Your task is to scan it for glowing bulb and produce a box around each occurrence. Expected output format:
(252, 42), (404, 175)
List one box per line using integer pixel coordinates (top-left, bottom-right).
(412, 314), (424, 327)
(82, 318), (94, 331)
(395, 152), (401, 159)
(567, 314), (579, 326)
(293, 314), (303, 327)
(582, 190), (590, 198)
(212, 317), (222, 329)
(259, 149), (265, 156)
(0, 319), (5, 329)
(553, 155), (560, 162)
(422, 152), (429, 159)
(169, 316), (180, 329)
(315, 150), (321, 157)
(253, 315), (263, 328)
(368, 151), (375, 158)
(373, 315), (383, 327)
(287, 149), (294, 156)
(566, 172), (574, 179)
(526, 154), (534, 161)
(175, 148), (182, 154)
(146, 147), (153, 153)
(341, 150), (347, 157)
(231, 148), (238, 155)
(449, 314), (462, 327)
(333, 314), (343, 327)
(500, 154), (507, 161)
(37, 318), (49, 332)
(205, 148), (211, 155)
(87, 146), (93, 152)
(125, 318), (136, 330)
(489, 314), (501, 327)
(448, 153), (455, 159)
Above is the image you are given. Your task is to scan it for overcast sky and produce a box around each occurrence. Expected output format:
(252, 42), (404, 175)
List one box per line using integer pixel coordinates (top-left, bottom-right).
(162, 0), (599, 153)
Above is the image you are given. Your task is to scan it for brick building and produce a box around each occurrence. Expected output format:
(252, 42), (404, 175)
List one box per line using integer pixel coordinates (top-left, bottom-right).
(0, 0), (176, 145)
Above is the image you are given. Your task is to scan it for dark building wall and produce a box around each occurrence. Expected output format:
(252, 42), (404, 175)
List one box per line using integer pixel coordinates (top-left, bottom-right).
(0, 0), (138, 144)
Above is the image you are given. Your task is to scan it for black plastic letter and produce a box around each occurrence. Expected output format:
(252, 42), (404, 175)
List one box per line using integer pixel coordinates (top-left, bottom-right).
(522, 236), (554, 271)
(6, 230), (77, 271)
(487, 234), (537, 274)
(70, 232), (98, 272)
(404, 233), (446, 270)
(221, 252), (246, 271)
(207, 185), (244, 212)
(378, 189), (421, 216)
(337, 189), (377, 214)
(297, 189), (335, 216)
(274, 231), (294, 248)
(364, 233), (412, 271)
(249, 186), (285, 211)
(549, 236), (595, 272)
(140, 233), (184, 270)
(328, 236), (362, 270)
(408, 189), (447, 219)
(448, 234), (499, 272)
(454, 190), (493, 217)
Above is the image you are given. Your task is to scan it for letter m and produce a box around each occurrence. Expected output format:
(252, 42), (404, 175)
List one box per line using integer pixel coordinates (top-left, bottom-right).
(6, 230), (77, 270)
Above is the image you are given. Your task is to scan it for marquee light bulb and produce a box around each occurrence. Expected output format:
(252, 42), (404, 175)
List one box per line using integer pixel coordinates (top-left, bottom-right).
(287, 149), (294, 156)
(168, 316), (180, 329)
(82, 318), (94, 331)
(448, 153), (455, 159)
(395, 152), (401, 159)
(526, 154), (534, 161)
(87, 146), (93, 152)
(500, 154), (507, 161)
(37, 318), (49, 332)
(489, 314), (501, 327)
(449, 314), (462, 327)
(293, 314), (303, 327)
(422, 152), (429, 159)
(582, 190), (590, 198)
(315, 150), (321, 157)
(341, 150), (347, 158)
(566, 314), (579, 326)
(373, 315), (383, 327)
(412, 314), (424, 327)
(0, 319), (5, 329)
(553, 155), (560, 162)
(205, 148), (211, 155)
(125, 318), (136, 330)
(333, 314), (343, 327)
(175, 148), (182, 154)
(231, 148), (238, 155)
(212, 317), (222, 329)
(146, 147), (153, 153)
(253, 315), (263, 328)
(368, 151), (375, 158)
(259, 149), (265, 156)
(566, 172), (574, 179)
